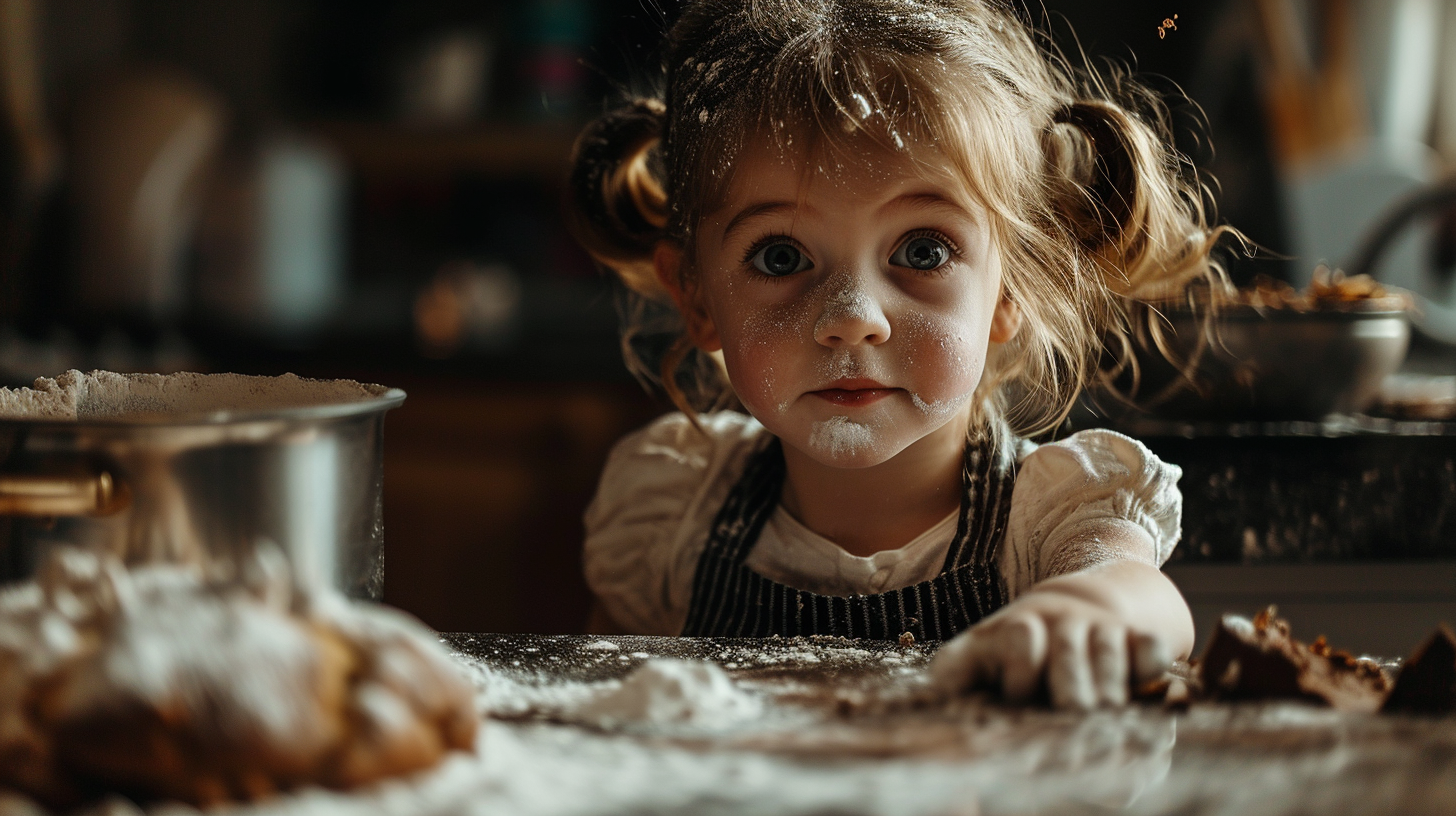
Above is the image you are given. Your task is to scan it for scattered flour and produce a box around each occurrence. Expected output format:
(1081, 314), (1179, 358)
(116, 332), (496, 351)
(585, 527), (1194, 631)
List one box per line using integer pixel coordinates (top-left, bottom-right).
(459, 656), (764, 734)
(0, 370), (393, 422)
(458, 662), (601, 720)
(570, 659), (762, 730)
(809, 415), (876, 456)
(582, 640), (620, 652)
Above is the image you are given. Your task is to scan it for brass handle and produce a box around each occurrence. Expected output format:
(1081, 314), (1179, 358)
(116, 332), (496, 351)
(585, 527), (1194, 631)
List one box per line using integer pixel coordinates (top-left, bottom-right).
(0, 472), (129, 517)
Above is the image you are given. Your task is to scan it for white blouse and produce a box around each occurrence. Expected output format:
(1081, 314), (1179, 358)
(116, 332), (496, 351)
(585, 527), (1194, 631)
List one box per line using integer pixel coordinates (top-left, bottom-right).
(583, 411), (1183, 636)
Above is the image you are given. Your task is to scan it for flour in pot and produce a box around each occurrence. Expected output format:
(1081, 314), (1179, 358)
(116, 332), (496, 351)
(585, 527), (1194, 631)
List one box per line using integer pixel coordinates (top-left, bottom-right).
(0, 370), (392, 422)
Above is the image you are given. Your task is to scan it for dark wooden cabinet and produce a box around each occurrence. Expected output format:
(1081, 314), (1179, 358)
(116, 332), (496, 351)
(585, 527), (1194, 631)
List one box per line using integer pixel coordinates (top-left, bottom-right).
(381, 375), (663, 633)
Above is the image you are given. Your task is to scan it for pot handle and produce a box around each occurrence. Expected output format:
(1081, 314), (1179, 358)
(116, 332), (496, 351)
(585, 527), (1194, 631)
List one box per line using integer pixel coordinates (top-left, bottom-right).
(0, 472), (129, 517)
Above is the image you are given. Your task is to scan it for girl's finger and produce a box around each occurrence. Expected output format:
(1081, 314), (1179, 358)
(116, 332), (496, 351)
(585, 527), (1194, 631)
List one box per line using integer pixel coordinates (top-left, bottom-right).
(1090, 623), (1128, 706)
(929, 630), (986, 694)
(998, 615), (1047, 704)
(1048, 619), (1096, 710)
(1130, 631), (1174, 684)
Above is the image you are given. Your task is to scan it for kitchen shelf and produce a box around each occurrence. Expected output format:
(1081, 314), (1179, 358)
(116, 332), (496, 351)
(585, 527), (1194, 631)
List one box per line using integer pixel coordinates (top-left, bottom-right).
(311, 120), (583, 178)
(1113, 413), (1456, 438)
(1118, 420), (1456, 565)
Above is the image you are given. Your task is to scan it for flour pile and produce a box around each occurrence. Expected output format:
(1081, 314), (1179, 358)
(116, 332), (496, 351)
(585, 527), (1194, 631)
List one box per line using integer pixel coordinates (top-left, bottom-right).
(571, 659), (763, 730)
(464, 656), (764, 733)
(0, 371), (393, 422)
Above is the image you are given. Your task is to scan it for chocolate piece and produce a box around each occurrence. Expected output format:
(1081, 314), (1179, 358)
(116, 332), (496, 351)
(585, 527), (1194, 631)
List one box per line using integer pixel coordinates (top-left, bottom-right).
(1381, 625), (1456, 715)
(1198, 607), (1389, 712)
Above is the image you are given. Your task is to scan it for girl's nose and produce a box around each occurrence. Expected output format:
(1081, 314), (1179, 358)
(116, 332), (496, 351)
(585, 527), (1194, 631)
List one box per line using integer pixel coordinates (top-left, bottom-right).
(813, 282), (892, 347)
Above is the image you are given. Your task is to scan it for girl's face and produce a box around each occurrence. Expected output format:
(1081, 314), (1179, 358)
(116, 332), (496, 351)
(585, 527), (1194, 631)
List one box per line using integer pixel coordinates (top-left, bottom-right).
(669, 139), (1019, 468)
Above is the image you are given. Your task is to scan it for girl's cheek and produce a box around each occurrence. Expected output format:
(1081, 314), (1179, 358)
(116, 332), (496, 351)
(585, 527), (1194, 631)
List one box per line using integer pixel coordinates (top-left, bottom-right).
(720, 299), (812, 416)
(897, 310), (988, 416)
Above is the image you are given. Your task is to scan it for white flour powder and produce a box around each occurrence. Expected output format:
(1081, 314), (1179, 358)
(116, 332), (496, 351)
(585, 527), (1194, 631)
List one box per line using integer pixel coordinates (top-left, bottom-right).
(570, 659), (762, 730)
(0, 370), (391, 422)
(809, 415), (875, 456)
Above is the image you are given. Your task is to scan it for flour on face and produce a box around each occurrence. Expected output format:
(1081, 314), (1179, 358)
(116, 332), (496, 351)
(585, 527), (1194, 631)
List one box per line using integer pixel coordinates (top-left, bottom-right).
(814, 280), (884, 343)
(819, 348), (870, 381)
(808, 415), (877, 457)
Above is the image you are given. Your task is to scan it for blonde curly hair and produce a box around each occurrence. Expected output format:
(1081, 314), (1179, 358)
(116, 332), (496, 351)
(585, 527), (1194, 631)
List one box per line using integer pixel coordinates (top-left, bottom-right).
(565, 0), (1230, 436)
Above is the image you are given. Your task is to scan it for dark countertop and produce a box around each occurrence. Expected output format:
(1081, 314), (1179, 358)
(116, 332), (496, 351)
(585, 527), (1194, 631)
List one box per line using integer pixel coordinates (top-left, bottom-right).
(424, 633), (1456, 816)
(31, 632), (1448, 815)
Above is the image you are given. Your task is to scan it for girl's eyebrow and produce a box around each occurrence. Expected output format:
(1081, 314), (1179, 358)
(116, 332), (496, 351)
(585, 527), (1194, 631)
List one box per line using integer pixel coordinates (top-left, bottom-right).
(721, 201), (799, 243)
(882, 191), (972, 216)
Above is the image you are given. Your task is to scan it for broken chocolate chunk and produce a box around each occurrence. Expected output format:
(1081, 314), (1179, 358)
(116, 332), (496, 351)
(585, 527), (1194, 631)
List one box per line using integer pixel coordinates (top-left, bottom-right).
(1381, 625), (1456, 715)
(1198, 607), (1389, 712)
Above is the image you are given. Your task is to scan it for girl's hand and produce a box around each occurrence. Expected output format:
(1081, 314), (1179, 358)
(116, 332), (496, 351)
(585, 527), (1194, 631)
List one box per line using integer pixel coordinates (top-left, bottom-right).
(927, 591), (1174, 709)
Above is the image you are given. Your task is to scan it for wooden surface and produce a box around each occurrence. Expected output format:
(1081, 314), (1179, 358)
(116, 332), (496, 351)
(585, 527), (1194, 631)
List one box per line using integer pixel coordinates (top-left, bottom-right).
(430, 633), (1456, 816)
(12, 632), (1447, 815)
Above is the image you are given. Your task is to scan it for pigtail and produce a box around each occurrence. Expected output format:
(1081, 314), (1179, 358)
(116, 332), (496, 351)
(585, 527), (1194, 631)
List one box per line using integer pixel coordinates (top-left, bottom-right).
(1037, 88), (1236, 420)
(566, 97), (737, 422)
(1045, 99), (1225, 302)
(564, 98), (671, 298)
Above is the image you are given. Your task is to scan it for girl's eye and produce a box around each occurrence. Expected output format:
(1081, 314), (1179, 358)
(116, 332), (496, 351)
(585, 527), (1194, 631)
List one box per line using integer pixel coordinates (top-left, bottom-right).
(891, 235), (951, 271)
(750, 242), (813, 277)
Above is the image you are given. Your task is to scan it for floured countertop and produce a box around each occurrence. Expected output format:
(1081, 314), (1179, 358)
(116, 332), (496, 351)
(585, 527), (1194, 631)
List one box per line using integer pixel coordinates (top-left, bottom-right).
(13, 633), (1456, 816)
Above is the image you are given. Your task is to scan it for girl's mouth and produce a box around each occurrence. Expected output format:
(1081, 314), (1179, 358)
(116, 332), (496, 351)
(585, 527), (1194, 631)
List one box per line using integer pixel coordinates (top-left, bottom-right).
(810, 379), (898, 407)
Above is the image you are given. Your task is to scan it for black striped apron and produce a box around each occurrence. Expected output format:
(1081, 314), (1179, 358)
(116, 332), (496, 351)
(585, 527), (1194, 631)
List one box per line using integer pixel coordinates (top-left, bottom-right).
(681, 434), (1017, 641)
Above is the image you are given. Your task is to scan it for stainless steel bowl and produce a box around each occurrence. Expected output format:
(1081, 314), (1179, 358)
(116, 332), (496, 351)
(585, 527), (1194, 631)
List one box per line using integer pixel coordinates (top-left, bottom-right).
(0, 374), (405, 599)
(1117, 305), (1410, 420)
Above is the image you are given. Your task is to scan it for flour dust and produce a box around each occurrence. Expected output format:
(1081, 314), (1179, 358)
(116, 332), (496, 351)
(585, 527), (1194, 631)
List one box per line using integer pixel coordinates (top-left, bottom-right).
(809, 415), (876, 456)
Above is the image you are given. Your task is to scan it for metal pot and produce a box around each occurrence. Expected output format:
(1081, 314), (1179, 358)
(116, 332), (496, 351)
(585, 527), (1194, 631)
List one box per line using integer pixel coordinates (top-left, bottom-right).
(1117, 305), (1410, 420)
(0, 376), (405, 600)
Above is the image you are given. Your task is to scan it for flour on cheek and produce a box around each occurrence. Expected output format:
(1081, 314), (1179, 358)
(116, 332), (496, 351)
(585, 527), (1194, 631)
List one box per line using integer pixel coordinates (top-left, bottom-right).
(729, 299), (815, 418)
(898, 310), (987, 423)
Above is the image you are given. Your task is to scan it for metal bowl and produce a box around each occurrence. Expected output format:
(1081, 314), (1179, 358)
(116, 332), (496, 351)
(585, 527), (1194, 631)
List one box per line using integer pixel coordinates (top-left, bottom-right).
(1115, 304), (1411, 421)
(0, 373), (406, 598)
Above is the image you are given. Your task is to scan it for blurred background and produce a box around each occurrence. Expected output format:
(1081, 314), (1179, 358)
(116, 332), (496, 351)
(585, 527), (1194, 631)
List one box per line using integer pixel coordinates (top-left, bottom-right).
(4, 0), (1456, 636)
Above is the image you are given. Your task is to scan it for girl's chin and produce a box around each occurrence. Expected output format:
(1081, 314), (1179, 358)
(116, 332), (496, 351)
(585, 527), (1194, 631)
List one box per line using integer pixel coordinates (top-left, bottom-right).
(780, 417), (915, 469)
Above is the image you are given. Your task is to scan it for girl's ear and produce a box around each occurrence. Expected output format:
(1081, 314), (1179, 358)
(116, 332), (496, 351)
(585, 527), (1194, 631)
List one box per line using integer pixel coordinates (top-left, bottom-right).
(988, 295), (1022, 344)
(654, 242), (723, 352)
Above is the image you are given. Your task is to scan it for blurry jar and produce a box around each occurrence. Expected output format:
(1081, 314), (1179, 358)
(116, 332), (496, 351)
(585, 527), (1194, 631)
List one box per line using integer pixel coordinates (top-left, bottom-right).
(413, 261), (522, 357)
(69, 68), (226, 324)
(514, 0), (593, 118)
(196, 134), (346, 340)
(393, 30), (495, 126)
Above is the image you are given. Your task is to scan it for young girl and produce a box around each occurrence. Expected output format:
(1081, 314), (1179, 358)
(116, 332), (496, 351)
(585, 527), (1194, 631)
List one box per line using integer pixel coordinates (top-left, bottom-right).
(567, 0), (1224, 709)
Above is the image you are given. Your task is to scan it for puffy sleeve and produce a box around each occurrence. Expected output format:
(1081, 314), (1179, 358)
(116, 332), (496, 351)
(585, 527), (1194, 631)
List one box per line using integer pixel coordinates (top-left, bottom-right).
(582, 411), (766, 635)
(999, 429), (1183, 598)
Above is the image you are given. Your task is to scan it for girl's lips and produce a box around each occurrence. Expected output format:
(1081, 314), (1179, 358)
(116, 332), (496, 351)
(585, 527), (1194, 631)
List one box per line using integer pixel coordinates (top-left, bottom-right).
(810, 388), (899, 407)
